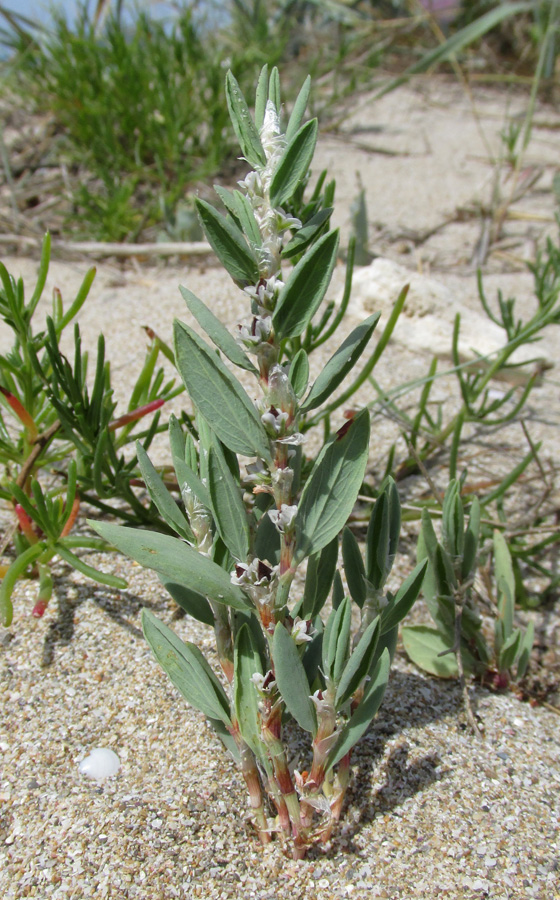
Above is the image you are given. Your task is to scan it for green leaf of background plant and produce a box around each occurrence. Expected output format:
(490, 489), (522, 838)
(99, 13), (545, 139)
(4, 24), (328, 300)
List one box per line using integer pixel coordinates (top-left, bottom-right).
(225, 70), (266, 169)
(207, 440), (250, 561)
(90, 521), (250, 610)
(462, 496), (480, 580)
(174, 320), (270, 459)
(402, 625), (476, 678)
(270, 118), (318, 208)
(516, 621), (534, 680)
(273, 230), (340, 340)
(295, 408), (370, 562)
(494, 529), (515, 636)
(54, 543), (128, 589)
(301, 313), (380, 412)
(376, 3), (533, 99)
(273, 622), (317, 734)
(0, 541), (48, 627)
(142, 609), (231, 724)
(179, 286), (257, 373)
(195, 198), (259, 288)
(498, 629), (522, 674)
(328, 648), (390, 770)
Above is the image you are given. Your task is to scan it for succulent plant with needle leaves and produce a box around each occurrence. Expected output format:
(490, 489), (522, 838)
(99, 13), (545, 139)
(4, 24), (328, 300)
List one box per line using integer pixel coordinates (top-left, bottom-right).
(92, 67), (426, 857)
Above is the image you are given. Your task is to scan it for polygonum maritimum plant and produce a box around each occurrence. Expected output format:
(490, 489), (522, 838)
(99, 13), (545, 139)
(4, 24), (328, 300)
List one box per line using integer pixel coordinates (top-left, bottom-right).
(93, 67), (426, 857)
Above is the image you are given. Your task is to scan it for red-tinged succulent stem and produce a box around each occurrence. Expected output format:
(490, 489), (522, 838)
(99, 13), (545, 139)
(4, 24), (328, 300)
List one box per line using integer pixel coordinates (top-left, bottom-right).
(108, 398), (164, 431)
(265, 776), (291, 836)
(233, 732), (271, 845)
(60, 496), (80, 538)
(209, 600), (234, 683)
(262, 715), (301, 829)
(330, 752), (351, 824)
(14, 504), (39, 545)
(32, 564), (53, 618)
(0, 386), (38, 441)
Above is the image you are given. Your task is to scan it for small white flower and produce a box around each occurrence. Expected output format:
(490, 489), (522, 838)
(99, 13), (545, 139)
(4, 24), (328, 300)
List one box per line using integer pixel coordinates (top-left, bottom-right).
(268, 503), (298, 533)
(231, 559), (278, 606)
(276, 431), (305, 446)
(238, 170), (263, 196)
(276, 210), (302, 232)
(244, 276), (284, 310)
(238, 315), (273, 349)
(272, 465), (294, 493)
(261, 408), (290, 435)
(310, 690), (334, 716)
(246, 458), (270, 484)
(291, 616), (315, 644)
(260, 100), (285, 164)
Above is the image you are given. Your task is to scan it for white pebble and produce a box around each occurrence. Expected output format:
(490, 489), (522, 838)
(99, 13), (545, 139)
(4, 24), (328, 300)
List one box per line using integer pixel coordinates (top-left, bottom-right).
(79, 748), (121, 780)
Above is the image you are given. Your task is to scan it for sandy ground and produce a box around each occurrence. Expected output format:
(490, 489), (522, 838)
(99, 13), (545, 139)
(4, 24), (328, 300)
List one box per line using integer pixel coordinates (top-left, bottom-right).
(1, 77), (559, 899)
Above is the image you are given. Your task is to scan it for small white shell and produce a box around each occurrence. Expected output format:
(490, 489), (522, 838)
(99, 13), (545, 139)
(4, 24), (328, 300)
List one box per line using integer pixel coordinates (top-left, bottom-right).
(78, 748), (120, 780)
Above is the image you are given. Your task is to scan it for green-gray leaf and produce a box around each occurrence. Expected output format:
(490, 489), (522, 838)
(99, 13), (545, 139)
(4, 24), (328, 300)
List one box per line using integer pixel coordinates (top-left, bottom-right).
(225, 70), (266, 169)
(380, 559), (428, 634)
(300, 536), (338, 619)
(322, 597), (352, 684)
(335, 615), (381, 708)
(282, 208), (333, 260)
(273, 622), (317, 734)
(285, 75), (311, 142)
(270, 118), (318, 208)
(160, 577), (214, 626)
(136, 442), (193, 541)
(327, 648), (390, 770)
(90, 521), (250, 610)
(208, 440), (250, 561)
(289, 349), (310, 398)
(273, 230), (340, 340)
(179, 285), (257, 373)
(142, 609), (231, 725)
(301, 313), (380, 412)
(174, 320), (270, 460)
(295, 409), (370, 562)
(234, 624), (264, 757)
(254, 64), (269, 131)
(342, 527), (366, 608)
(195, 198), (259, 288)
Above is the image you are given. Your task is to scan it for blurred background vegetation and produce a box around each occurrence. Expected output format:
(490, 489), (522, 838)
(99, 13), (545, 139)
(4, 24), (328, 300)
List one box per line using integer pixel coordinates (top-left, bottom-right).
(0, 0), (558, 242)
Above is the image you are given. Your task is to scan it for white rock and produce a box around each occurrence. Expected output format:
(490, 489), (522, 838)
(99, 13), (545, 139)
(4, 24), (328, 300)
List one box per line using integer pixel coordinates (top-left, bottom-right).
(342, 258), (550, 369)
(78, 748), (121, 780)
